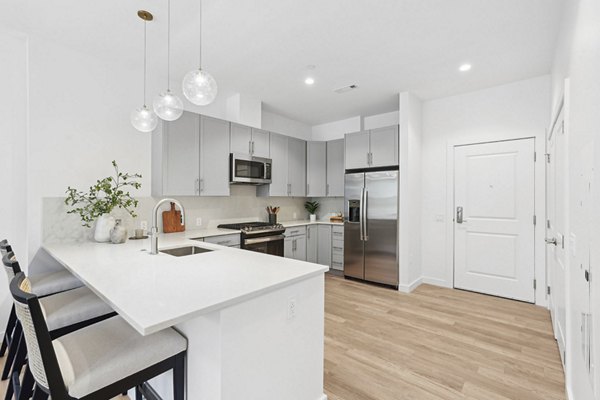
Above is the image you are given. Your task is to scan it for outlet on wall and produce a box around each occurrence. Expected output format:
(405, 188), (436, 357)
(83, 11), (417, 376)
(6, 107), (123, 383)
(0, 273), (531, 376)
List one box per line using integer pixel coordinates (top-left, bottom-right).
(196, 217), (202, 227)
(140, 220), (148, 231)
(287, 297), (297, 320)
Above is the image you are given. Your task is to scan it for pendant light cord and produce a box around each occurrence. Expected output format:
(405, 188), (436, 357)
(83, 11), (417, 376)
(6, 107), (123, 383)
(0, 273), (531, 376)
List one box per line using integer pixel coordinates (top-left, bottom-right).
(199, 0), (202, 69)
(167, 0), (171, 90)
(143, 19), (147, 106)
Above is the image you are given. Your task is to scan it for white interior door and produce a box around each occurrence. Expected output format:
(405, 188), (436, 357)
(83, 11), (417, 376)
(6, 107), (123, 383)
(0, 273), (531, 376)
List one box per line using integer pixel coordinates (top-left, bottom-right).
(454, 139), (535, 302)
(546, 107), (567, 365)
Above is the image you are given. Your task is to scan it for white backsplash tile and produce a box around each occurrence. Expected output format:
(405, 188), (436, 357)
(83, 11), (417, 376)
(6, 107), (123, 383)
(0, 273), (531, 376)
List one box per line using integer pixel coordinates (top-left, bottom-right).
(43, 185), (311, 243)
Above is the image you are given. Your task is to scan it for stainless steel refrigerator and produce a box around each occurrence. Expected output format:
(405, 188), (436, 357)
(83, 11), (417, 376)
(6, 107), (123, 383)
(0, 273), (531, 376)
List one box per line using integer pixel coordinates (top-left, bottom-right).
(344, 170), (398, 288)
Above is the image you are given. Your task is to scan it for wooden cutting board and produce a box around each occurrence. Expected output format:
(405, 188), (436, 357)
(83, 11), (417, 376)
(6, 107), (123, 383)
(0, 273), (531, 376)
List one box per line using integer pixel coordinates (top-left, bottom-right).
(162, 202), (185, 233)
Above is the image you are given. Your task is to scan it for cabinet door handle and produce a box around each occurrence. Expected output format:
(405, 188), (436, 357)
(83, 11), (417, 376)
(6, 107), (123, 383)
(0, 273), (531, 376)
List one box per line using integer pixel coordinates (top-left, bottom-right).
(195, 178), (200, 194)
(288, 183), (291, 196)
(252, 141), (255, 154)
(200, 179), (204, 193)
(333, 246), (343, 251)
(249, 141), (252, 154)
(307, 183), (310, 194)
(366, 152), (370, 165)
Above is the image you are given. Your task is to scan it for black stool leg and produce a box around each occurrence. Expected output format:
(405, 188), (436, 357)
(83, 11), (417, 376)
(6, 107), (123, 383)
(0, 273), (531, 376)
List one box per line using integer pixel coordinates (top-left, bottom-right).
(0, 305), (16, 357)
(135, 385), (143, 400)
(18, 366), (34, 400)
(32, 385), (49, 400)
(4, 332), (27, 400)
(1, 322), (21, 380)
(173, 353), (185, 400)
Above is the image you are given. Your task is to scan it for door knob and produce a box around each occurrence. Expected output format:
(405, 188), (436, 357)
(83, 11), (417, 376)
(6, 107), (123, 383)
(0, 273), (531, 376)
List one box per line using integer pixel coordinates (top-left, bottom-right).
(545, 237), (557, 246)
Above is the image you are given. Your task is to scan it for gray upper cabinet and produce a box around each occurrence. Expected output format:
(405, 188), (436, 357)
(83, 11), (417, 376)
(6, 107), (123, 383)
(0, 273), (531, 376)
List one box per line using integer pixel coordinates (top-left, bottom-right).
(326, 139), (344, 197)
(259, 133), (288, 196)
(288, 137), (306, 197)
(152, 112), (200, 196)
(344, 126), (398, 170)
(230, 123), (252, 155)
(250, 128), (270, 158)
(369, 125), (398, 168)
(258, 134), (306, 197)
(345, 130), (370, 170)
(306, 141), (327, 197)
(200, 116), (230, 196)
(230, 123), (270, 157)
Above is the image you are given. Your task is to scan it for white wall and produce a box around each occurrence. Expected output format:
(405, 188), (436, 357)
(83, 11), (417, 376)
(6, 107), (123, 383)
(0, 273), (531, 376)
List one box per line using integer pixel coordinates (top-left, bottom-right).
(398, 93), (422, 291)
(551, 1), (600, 398)
(0, 29), (28, 333)
(311, 116), (361, 141)
(262, 110), (312, 141)
(420, 76), (551, 298)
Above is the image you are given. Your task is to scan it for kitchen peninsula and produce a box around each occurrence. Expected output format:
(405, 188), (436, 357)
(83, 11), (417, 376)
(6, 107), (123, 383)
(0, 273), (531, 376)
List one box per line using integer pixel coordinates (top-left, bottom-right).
(43, 233), (328, 400)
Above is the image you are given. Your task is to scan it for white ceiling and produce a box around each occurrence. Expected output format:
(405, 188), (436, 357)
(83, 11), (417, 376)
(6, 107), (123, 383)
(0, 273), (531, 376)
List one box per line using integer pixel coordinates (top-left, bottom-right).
(0, 0), (565, 125)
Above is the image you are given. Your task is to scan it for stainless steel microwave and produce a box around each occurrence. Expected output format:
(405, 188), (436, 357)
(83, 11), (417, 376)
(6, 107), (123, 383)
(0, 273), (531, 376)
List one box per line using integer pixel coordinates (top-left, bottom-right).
(229, 153), (272, 185)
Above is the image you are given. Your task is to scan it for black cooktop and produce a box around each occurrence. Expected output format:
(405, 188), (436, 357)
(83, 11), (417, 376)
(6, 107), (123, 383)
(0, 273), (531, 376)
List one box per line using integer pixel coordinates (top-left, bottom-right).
(218, 222), (271, 230)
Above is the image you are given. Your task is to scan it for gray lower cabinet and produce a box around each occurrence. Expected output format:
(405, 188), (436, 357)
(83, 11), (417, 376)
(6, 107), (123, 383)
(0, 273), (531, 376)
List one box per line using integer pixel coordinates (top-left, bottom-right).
(152, 112), (200, 196)
(307, 225), (318, 263)
(317, 225), (332, 266)
(200, 116), (230, 196)
(326, 139), (344, 197)
(152, 111), (231, 197)
(258, 134), (306, 197)
(284, 234), (306, 261)
(307, 142), (327, 197)
(331, 225), (344, 271)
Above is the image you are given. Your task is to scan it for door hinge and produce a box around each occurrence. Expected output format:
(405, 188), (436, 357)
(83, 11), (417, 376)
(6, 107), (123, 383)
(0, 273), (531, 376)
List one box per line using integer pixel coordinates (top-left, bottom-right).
(545, 153), (551, 163)
(533, 279), (537, 289)
(533, 215), (537, 225)
(547, 286), (551, 295)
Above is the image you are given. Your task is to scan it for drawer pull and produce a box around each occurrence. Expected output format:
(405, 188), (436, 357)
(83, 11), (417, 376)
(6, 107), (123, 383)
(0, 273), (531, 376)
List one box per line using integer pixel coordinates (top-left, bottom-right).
(332, 246), (343, 251)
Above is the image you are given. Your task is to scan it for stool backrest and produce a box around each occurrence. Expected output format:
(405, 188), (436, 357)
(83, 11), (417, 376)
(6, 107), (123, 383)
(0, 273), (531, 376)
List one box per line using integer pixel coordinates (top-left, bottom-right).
(0, 239), (12, 257)
(1, 251), (21, 282)
(10, 272), (69, 399)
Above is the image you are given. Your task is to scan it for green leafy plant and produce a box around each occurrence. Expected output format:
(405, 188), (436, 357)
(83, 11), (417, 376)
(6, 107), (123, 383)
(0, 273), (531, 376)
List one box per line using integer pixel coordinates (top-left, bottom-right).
(65, 160), (142, 227)
(304, 200), (320, 215)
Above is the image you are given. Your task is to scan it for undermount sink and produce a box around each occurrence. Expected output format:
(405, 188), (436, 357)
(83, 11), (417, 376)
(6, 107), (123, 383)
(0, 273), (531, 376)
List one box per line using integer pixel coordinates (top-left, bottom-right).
(160, 246), (214, 257)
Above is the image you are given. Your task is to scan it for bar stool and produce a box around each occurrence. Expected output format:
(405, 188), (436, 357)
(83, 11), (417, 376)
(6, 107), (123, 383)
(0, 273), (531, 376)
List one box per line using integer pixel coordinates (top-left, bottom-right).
(2, 253), (117, 400)
(0, 240), (83, 372)
(10, 271), (187, 400)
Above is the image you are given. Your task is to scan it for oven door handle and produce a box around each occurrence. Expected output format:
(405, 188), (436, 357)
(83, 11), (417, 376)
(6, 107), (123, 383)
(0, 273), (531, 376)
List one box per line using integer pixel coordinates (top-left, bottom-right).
(244, 235), (285, 245)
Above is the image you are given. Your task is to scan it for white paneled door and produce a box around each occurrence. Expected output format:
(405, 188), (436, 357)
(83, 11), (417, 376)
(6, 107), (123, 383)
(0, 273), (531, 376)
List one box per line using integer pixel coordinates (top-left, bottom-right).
(454, 139), (535, 303)
(546, 107), (567, 366)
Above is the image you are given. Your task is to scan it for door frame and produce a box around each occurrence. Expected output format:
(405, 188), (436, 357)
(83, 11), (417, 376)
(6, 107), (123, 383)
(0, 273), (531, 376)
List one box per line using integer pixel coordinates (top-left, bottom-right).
(443, 135), (547, 306)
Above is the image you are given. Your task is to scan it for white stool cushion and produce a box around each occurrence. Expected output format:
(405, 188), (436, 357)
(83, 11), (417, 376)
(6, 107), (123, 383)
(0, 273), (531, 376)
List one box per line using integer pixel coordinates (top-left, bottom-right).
(29, 270), (83, 297)
(39, 286), (114, 332)
(54, 317), (187, 398)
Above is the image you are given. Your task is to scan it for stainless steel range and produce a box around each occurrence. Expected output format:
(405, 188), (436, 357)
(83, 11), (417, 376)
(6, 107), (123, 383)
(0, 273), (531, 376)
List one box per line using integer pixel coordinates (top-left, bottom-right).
(218, 222), (285, 256)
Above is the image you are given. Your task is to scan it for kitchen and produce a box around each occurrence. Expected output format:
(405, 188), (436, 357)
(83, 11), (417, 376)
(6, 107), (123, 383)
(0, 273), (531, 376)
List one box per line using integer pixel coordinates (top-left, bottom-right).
(1, 1), (599, 400)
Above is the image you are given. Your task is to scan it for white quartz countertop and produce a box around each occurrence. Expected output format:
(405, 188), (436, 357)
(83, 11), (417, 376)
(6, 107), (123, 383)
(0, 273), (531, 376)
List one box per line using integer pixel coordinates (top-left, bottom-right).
(43, 235), (328, 335)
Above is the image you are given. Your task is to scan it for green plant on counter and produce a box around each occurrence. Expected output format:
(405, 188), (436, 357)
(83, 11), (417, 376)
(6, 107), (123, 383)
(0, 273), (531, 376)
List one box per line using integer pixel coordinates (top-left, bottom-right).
(64, 160), (142, 227)
(304, 200), (320, 215)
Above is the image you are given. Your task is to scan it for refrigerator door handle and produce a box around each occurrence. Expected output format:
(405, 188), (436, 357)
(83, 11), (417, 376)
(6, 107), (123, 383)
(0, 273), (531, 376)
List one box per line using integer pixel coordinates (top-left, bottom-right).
(360, 188), (365, 241)
(364, 189), (369, 241)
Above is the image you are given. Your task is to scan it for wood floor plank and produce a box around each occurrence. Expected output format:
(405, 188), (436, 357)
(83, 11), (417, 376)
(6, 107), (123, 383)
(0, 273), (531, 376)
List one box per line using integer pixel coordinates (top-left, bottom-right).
(324, 274), (566, 400)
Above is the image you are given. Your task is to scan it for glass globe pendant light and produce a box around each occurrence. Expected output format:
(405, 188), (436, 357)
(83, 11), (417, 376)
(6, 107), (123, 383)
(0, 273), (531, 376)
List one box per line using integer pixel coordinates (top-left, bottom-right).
(131, 10), (158, 133)
(153, 0), (183, 121)
(182, 0), (218, 106)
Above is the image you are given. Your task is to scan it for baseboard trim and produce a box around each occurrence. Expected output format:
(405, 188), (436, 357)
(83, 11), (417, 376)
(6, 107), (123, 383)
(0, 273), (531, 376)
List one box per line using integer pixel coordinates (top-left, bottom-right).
(398, 277), (423, 293)
(422, 276), (453, 288)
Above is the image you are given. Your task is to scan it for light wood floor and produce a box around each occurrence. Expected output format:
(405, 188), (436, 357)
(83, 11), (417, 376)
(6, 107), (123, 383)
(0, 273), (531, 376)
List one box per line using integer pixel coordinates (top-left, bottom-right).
(0, 274), (565, 400)
(324, 274), (566, 400)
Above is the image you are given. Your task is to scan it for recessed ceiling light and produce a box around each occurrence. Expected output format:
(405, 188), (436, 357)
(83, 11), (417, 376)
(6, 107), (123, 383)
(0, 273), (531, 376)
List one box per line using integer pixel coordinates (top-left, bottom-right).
(305, 77), (315, 85)
(459, 64), (472, 72)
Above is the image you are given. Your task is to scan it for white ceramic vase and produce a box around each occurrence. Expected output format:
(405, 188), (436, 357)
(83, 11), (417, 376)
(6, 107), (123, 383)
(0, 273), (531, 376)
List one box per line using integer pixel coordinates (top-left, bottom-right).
(310, 214), (317, 222)
(94, 214), (116, 242)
